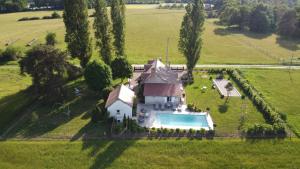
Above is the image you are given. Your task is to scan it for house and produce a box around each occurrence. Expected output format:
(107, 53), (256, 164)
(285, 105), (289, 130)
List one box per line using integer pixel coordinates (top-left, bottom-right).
(105, 84), (135, 122)
(139, 59), (184, 108)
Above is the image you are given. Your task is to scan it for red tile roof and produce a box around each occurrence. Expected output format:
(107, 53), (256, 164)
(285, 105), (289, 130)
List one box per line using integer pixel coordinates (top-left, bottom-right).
(143, 83), (182, 97)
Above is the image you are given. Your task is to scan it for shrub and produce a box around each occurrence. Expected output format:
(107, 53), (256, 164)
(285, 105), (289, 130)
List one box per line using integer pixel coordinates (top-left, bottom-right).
(0, 46), (22, 62)
(51, 11), (61, 19)
(111, 56), (133, 80)
(29, 17), (40, 20)
(84, 60), (112, 92)
(42, 16), (52, 19)
(45, 32), (57, 46)
(228, 69), (287, 137)
(18, 17), (29, 21)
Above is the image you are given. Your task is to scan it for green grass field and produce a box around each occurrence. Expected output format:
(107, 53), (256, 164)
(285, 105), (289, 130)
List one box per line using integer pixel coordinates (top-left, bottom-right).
(0, 139), (300, 169)
(241, 69), (300, 136)
(0, 6), (299, 64)
(185, 72), (265, 136)
(0, 67), (32, 133)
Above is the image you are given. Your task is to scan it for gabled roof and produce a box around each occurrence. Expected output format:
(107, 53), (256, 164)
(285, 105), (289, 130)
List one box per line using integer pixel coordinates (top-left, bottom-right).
(141, 59), (179, 84)
(143, 83), (183, 97)
(105, 85), (135, 108)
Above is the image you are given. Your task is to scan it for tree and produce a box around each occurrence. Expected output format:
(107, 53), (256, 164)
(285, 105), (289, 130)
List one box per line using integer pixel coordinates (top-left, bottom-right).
(45, 32), (57, 46)
(225, 82), (233, 102)
(111, 0), (126, 56)
(0, 46), (22, 62)
(277, 9), (298, 37)
(178, 0), (205, 80)
(19, 45), (68, 100)
(249, 4), (274, 33)
(84, 60), (112, 92)
(63, 0), (92, 68)
(94, 0), (113, 65)
(111, 56), (132, 81)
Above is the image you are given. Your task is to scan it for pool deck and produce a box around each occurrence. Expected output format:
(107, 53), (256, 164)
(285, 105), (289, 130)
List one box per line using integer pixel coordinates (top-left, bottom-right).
(137, 103), (214, 130)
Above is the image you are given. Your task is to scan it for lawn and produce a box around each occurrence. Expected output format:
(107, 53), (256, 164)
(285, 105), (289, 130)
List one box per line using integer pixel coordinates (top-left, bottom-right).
(0, 139), (300, 169)
(241, 69), (300, 136)
(0, 67), (31, 133)
(185, 72), (265, 136)
(4, 78), (107, 139)
(0, 6), (299, 65)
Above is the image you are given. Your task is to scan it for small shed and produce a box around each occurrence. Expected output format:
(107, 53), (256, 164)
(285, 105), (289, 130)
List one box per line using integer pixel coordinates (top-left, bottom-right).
(105, 85), (135, 122)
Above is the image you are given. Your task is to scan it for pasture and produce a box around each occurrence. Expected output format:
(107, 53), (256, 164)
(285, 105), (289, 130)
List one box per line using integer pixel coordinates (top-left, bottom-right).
(242, 69), (300, 136)
(0, 6), (299, 65)
(0, 139), (300, 169)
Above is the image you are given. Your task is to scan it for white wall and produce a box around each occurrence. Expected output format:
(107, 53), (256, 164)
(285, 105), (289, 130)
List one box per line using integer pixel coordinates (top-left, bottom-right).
(107, 100), (132, 122)
(145, 96), (181, 105)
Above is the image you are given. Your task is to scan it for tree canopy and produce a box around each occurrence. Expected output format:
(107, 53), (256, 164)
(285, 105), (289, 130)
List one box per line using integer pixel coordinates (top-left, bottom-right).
(111, 56), (132, 81)
(178, 0), (205, 80)
(94, 0), (113, 65)
(19, 45), (68, 101)
(111, 0), (126, 56)
(45, 32), (57, 46)
(84, 60), (113, 92)
(63, 0), (92, 68)
(249, 4), (275, 33)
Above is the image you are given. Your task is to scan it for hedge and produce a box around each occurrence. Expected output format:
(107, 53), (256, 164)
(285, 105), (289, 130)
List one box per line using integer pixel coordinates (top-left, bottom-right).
(227, 69), (286, 138)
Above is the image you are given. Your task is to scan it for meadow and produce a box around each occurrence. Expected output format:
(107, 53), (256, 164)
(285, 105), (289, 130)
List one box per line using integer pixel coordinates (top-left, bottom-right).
(0, 139), (300, 169)
(185, 72), (265, 136)
(241, 69), (300, 136)
(0, 6), (299, 65)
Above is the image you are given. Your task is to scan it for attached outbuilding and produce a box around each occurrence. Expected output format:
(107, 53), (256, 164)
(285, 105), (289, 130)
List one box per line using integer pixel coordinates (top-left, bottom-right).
(105, 85), (135, 122)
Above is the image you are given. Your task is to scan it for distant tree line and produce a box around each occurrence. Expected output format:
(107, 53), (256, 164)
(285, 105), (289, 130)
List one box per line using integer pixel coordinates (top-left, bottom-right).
(214, 0), (300, 38)
(0, 0), (28, 13)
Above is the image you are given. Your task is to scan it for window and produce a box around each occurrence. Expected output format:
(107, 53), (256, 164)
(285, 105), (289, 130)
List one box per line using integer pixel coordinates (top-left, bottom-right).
(167, 97), (171, 102)
(116, 110), (120, 115)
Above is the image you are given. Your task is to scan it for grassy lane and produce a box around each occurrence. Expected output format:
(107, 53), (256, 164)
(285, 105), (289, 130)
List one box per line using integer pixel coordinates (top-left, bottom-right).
(185, 72), (265, 136)
(0, 7), (299, 65)
(0, 139), (300, 169)
(242, 69), (300, 136)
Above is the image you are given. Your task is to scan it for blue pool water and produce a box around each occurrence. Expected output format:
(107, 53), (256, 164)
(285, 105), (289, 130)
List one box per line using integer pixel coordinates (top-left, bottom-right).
(155, 113), (209, 128)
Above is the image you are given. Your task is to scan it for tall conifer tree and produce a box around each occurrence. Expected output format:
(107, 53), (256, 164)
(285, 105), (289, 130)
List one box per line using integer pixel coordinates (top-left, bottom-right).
(63, 0), (92, 68)
(94, 0), (113, 65)
(110, 0), (125, 56)
(178, 0), (205, 80)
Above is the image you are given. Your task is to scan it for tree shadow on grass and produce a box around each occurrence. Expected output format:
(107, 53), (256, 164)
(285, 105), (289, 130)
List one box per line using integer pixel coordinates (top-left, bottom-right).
(0, 88), (36, 136)
(218, 104), (229, 113)
(276, 36), (300, 51)
(214, 27), (272, 40)
(81, 139), (137, 169)
(5, 80), (101, 139)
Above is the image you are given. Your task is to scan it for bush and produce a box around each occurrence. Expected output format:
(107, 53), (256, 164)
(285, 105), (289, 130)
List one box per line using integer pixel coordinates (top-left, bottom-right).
(0, 46), (22, 62)
(45, 32), (57, 46)
(18, 17), (29, 21)
(51, 11), (61, 19)
(84, 60), (112, 92)
(42, 12), (61, 20)
(29, 17), (40, 20)
(111, 56), (133, 80)
(18, 16), (40, 21)
(42, 16), (52, 19)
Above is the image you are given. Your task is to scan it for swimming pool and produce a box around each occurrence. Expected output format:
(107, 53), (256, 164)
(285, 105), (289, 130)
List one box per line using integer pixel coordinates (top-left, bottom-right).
(153, 113), (211, 130)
